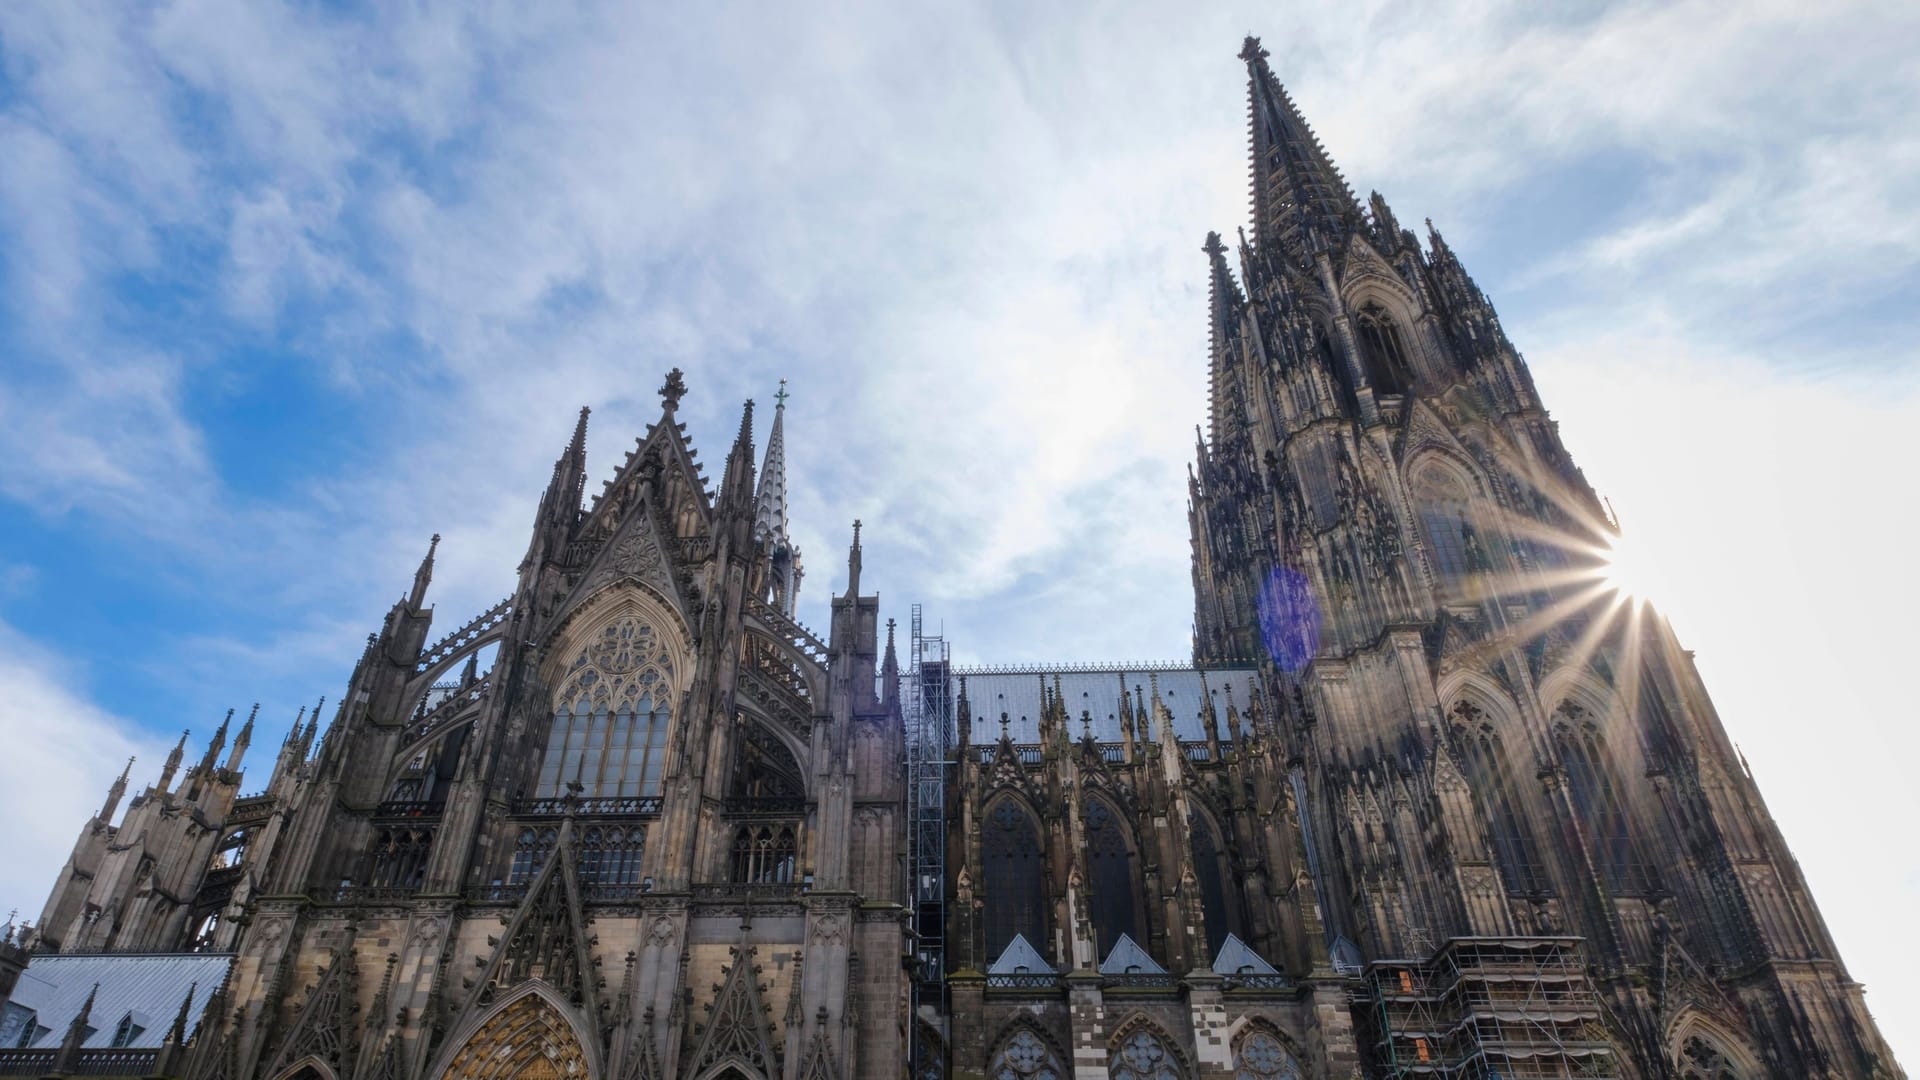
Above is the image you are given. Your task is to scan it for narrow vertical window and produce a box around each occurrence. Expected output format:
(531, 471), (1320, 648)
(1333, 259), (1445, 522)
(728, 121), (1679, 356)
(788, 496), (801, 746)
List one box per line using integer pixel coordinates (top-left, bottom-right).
(1449, 702), (1547, 894)
(1085, 798), (1143, 956)
(1189, 809), (1239, 955)
(1556, 704), (1650, 894)
(983, 799), (1048, 961)
(1354, 302), (1414, 395)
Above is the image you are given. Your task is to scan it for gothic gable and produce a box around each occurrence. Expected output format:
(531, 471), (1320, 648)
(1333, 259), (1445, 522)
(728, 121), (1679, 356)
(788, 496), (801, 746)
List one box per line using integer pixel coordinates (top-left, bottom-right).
(552, 495), (688, 631)
(260, 948), (360, 1080)
(452, 825), (601, 1051)
(683, 946), (778, 1080)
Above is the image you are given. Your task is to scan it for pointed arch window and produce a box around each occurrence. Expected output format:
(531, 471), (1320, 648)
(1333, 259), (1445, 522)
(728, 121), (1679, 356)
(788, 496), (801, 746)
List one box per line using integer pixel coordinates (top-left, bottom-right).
(538, 617), (673, 798)
(1449, 702), (1547, 894)
(1411, 466), (1482, 590)
(509, 826), (559, 885)
(983, 798), (1048, 961)
(1110, 1029), (1183, 1080)
(991, 1030), (1061, 1080)
(1189, 809), (1241, 954)
(366, 826), (435, 891)
(1354, 302), (1414, 395)
(1233, 1031), (1302, 1080)
(1084, 798), (1143, 956)
(730, 826), (796, 884)
(1678, 1034), (1747, 1079)
(1555, 705), (1652, 895)
(577, 825), (646, 888)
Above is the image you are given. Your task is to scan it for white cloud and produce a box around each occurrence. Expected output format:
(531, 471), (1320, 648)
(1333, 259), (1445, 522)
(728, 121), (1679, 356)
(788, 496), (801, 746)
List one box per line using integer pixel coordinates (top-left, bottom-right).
(0, 621), (177, 925)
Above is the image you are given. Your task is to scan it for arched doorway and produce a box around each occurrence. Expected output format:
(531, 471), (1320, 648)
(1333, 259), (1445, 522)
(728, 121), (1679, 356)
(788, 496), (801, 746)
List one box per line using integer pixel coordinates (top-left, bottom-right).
(438, 987), (593, 1080)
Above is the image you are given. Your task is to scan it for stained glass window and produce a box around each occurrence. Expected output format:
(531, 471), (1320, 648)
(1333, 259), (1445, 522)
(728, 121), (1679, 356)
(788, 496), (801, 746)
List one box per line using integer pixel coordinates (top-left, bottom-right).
(992, 1031), (1060, 1080)
(1234, 1032), (1301, 1080)
(1110, 1030), (1182, 1080)
(1085, 798), (1141, 954)
(538, 617), (673, 798)
(983, 799), (1047, 960)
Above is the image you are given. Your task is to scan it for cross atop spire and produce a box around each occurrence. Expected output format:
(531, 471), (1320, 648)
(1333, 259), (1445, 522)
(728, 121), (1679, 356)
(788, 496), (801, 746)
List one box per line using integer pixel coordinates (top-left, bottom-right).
(659, 368), (687, 412)
(1240, 36), (1360, 258)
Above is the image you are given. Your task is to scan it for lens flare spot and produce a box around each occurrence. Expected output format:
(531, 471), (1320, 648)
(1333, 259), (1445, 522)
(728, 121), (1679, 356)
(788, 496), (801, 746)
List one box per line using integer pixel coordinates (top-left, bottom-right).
(1256, 567), (1320, 672)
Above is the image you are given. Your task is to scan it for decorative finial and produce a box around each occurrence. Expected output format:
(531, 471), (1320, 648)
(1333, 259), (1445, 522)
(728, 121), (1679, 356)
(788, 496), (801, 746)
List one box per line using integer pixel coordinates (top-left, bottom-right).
(659, 368), (687, 412)
(774, 378), (789, 407)
(852, 519), (862, 543)
(1239, 35), (1269, 63)
(1203, 231), (1226, 257)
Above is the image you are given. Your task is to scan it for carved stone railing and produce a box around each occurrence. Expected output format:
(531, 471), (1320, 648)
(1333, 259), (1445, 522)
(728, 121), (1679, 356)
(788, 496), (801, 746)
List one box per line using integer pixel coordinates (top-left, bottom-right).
(690, 882), (800, 903)
(510, 796), (662, 818)
(985, 973), (1059, 991)
(1221, 972), (1292, 991)
(75, 1049), (163, 1076)
(722, 797), (807, 817)
(1102, 973), (1177, 990)
(372, 799), (446, 820)
(228, 793), (276, 827)
(416, 597), (512, 673)
(582, 883), (653, 902)
(406, 676), (491, 743)
(322, 885), (421, 904)
(975, 744), (1045, 765)
(0, 1050), (59, 1076)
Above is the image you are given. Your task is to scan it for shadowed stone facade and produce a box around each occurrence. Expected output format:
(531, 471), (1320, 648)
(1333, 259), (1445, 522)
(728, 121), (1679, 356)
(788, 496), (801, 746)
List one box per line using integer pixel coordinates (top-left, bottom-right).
(0, 34), (1902, 1080)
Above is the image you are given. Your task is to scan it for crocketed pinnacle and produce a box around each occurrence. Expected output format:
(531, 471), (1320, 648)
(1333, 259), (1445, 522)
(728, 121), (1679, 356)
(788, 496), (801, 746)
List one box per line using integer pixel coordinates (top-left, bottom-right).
(1240, 36), (1361, 258)
(754, 380), (790, 547)
(1204, 231), (1246, 448)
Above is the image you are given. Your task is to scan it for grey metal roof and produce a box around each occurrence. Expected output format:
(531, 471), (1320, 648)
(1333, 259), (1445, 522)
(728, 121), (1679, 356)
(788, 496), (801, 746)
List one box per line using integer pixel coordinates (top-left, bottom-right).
(986, 934), (1053, 974)
(948, 665), (1261, 744)
(1211, 933), (1280, 976)
(6, 953), (232, 1048)
(1099, 934), (1166, 975)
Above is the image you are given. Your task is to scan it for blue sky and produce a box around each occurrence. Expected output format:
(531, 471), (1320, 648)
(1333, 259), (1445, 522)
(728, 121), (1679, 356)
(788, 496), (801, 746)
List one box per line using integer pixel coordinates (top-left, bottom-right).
(2, 0), (1916, 1060)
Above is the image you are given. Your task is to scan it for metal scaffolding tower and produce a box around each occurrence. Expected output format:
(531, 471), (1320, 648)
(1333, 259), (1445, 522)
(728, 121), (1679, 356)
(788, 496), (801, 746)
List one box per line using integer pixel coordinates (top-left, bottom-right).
(905, 605), (952, 1068)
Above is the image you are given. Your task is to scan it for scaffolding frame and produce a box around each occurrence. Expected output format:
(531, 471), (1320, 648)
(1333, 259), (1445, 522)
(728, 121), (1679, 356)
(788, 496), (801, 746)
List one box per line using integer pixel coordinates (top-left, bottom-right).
(906, 605), (953, 1073)
(1362, 937), (1618, 1079)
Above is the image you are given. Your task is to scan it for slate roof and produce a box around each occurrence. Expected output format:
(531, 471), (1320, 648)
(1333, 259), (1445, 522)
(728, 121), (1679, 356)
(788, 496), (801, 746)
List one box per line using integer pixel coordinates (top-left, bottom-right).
(986, 934), (1054, 974)
(951, 666), (1261, 744)
(1098, 934), (1167, 975)
(1210, 933), (1281, 976)
(5, 953), (232, 1048)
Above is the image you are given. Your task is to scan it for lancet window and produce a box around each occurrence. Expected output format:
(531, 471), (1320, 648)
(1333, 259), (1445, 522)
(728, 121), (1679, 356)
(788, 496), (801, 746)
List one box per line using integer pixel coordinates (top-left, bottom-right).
(1354, 302), (1415, 395)
(730, 825), (797, 884)
(366, 826), (434, 891)
(537, 617), (673, 798)
(1555, 705), (1651, 894)
(1450, 702), (1548, 894)
(1678, 1034), (1745, 1079)
(577, 825), (646, 888)
(1233, 1031), (1302, 1080)
(1110, 1029), (1183, 1080)
(1412, 466), (1480, 589)
(509, 827), (559, 885)
(990, 1030), (1061, 1080)
(1084, 797), (1143, 955)
(983, 798), (1048, 960)
(1189, 809), (1240, 954)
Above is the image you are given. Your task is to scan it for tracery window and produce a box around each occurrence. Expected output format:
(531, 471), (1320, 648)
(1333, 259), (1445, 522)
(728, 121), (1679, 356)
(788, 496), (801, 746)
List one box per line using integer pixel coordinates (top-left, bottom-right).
(983, 798), (1048, 960)
(1233, 1031), (1302, 1080)
(1354, 302), (1415, 395)
(730, 826), (797, 884)
(1084, 798), (1142, 955)
(509, 826), (558, 885)
(1449, 703), (1547, 894)
(991, 1030), (1061, 1080)
(1678, 1034), (1744, 1079)
(1189, 810), (1239, 955)
(367, 826), (435, 891)
(1555, 705), (1652, 895)
(537, 617), (673, 798)
(1412, 467), (1480, 588)
(577, 825), (646, 888)
(1110, 1029), (1182, 1080)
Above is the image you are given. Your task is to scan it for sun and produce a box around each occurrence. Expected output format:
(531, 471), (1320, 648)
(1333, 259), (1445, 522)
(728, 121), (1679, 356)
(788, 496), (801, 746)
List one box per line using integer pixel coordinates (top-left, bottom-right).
(1598, 528), (1665, 603)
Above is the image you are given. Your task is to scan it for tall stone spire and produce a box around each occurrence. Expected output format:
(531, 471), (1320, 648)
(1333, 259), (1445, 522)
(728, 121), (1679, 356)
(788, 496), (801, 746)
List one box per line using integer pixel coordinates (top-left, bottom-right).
(98, 757), (133, 823)
(754, 380), (790, 546)
(1204, 231), (1246, 448)
(1240, 36), (1360, 258)
(408, 533), (440, 610)
(754, 380), (803, 616)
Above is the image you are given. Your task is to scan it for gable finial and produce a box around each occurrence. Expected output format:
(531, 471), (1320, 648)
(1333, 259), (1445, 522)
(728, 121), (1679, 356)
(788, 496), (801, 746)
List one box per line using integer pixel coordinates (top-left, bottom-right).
(659, 368), (687, 412)
(1239, 35), (1268, 63)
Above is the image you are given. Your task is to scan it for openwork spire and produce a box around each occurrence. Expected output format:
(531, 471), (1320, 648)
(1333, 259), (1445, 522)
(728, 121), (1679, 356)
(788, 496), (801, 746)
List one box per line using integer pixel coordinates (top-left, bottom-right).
(1240, 36), (1360, 258)
(754, 380), (790, 547)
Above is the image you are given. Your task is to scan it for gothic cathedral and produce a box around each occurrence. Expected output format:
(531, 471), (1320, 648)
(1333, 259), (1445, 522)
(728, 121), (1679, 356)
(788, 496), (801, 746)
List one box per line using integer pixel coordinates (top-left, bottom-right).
(0, 36), (1900, 1080)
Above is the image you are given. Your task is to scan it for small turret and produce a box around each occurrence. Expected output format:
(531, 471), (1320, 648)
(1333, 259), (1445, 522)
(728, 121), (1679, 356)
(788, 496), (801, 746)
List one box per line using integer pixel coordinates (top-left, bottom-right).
(225, 703), (256, 772)
(198, 709), (233, 776)
(881, 619), (900, 716)
(98, 757), (134, 824)
(159, 730), (188, 791)
(846, 519), (863, 598)
(408, 533), (440, 610)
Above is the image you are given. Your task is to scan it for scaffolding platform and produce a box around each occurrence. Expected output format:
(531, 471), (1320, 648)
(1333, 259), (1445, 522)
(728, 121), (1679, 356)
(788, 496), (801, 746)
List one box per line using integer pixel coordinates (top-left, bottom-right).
(1361, 937), (1618, 1079)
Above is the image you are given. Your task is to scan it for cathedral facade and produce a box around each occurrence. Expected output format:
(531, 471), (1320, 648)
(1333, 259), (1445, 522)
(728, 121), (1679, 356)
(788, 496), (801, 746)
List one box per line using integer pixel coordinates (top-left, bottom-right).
(0, 36), (1901, 1080)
